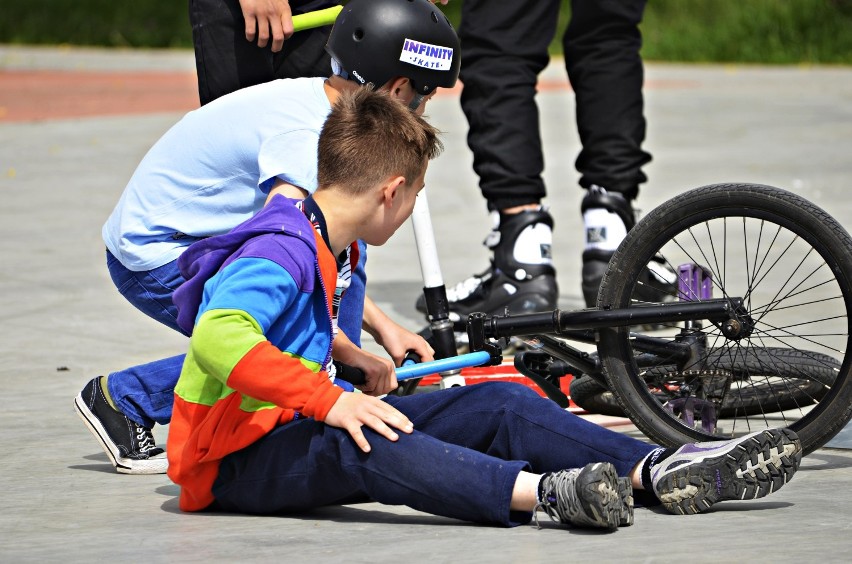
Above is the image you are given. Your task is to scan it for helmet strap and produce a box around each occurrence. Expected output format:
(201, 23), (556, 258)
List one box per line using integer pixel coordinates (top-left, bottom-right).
(408, 92), (425, 111)
(331, 57), (365, 86)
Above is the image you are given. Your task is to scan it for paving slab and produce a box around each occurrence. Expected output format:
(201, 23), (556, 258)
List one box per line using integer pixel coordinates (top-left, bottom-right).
(2, 45), (852, 562)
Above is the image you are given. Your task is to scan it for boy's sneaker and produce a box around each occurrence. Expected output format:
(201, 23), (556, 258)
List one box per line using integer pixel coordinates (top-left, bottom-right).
(535, 462), (623, 530)
(74, 376), (167, 475)
(649, 428), (801, 515)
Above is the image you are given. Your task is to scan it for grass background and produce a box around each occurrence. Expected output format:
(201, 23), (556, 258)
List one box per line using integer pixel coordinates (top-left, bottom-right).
(2, 0), (851, 64)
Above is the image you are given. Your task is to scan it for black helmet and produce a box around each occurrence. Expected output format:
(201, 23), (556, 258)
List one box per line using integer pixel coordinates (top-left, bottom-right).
(326, 0), (460, 96)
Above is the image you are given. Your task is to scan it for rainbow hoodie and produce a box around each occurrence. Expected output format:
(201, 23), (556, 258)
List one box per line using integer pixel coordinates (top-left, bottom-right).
(167, 195), (356, 511)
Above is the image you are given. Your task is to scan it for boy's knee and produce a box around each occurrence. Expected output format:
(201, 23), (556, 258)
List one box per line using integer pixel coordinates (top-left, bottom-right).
(478, 381), (543, 404)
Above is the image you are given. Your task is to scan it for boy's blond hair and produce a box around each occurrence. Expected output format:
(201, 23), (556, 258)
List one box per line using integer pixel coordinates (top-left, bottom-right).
(318, 88), (443, 195)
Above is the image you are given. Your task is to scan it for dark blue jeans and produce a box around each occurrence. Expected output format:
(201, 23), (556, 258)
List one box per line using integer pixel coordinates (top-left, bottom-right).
(105, 246), (368, 427)
(211, 382), (656, 526)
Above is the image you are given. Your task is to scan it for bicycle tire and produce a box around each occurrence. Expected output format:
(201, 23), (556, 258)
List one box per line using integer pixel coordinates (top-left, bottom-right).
(597, 183), (852, 454)
(570, 347), (836, 418)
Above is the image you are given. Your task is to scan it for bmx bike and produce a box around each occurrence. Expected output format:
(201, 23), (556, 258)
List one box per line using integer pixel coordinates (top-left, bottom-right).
(407, 183), (852, 457)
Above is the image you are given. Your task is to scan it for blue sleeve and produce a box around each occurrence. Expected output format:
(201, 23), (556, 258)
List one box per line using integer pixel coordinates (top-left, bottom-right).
(202, 257), (303, 334)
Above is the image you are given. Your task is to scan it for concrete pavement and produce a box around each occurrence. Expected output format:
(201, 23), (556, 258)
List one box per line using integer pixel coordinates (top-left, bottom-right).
(2, 45), (852, 562)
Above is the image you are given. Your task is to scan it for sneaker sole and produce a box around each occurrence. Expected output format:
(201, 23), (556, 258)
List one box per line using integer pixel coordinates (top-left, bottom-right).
(617, 477), (634, 527)
(573, 462), (622, 529)
(654, 428), (801, 515)
(73, 393), (168, 475)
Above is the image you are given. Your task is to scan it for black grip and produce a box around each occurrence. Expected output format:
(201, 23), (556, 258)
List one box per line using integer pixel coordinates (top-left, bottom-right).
(403, 351), (422, 366)
(334, 361), (366, 385)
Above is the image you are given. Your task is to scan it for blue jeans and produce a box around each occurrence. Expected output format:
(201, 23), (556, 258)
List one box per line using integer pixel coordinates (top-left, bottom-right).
(211, 382), (656, 526)
(105, 247), (368, 427)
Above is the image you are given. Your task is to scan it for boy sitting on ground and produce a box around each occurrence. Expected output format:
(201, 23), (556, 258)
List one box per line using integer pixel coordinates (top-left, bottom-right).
(167, 87), (802, 529)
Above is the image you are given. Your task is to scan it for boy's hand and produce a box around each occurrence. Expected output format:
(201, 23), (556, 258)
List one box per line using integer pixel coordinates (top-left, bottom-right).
(377, 325), (435, 367)
(325, 393), (414, 453)
(350, 350), (398, 396)
(362, 296), (435, 366)
(332, 332), (398, 396)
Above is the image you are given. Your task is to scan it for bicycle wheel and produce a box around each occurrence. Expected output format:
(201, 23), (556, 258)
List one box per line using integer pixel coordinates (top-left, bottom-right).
(570, 374), (623, 416)
(570, 347), (837, 418)
(597, 183), (852, 454)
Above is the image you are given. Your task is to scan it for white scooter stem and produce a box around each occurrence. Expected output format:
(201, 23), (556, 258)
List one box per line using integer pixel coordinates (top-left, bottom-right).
(411, 190), (443, 288)
(411, 192), (465, 384)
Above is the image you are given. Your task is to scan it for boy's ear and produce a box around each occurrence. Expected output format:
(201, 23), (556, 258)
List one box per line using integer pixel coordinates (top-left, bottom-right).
(385, 77), (410, 99)
(382, 176), (407, 206)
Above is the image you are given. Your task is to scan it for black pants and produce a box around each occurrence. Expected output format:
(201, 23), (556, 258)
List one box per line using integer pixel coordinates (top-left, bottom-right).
(189, 0), (339, 106)
(459, 0), (651, 211)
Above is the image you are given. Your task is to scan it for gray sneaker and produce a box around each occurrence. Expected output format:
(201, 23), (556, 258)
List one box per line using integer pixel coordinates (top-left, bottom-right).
(74, 377), (168, 474)
(650, 428), (801, 515)
(535, 462), (623, 530)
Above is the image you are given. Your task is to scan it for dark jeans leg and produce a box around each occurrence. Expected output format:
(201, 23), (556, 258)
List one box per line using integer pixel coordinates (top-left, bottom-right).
(105, 251), (186, 427)
(458, 0), (561, 211)
(564, 0), (651, 199)
(212, 383), (655, 526)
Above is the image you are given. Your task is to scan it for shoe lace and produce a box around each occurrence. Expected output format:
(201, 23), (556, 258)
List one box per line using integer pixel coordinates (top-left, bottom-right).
(134, 424), (157, 453)
(532, 468), (581, 528)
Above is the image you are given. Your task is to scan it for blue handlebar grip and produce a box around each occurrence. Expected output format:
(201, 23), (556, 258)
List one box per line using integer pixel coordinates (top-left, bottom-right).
(396, 351), (493, 381)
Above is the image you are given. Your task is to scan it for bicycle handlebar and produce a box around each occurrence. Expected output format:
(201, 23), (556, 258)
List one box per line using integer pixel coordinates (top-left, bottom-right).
(291, 6), (342, 32)
(335, 350), (492, 386)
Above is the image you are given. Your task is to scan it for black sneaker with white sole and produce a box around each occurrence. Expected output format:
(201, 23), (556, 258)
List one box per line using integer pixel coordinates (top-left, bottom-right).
(648, 428), (802, 515)
(74, 376), (167, 475)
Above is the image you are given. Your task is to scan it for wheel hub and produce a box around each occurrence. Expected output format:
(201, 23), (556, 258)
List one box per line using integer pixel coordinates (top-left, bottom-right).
(720, 312), (754, 340)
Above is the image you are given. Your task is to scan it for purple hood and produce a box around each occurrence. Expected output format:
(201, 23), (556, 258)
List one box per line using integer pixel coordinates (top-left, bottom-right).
(172, 196), (317, 334)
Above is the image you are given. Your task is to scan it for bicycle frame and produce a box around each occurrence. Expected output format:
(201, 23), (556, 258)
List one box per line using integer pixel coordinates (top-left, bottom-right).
(399, 297), (743, 382)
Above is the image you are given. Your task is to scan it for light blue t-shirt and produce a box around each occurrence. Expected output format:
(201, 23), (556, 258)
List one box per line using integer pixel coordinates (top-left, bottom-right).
(103, 77), (332, 272)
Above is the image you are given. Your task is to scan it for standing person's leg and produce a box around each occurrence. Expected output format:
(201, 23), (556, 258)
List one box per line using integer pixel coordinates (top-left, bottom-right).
(563, 0), (674, 306)
(191, 0), (275, 106)
(417, 0), (560, 320)
(190, 0), (336, 106)
(272, 0), (336, 79)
